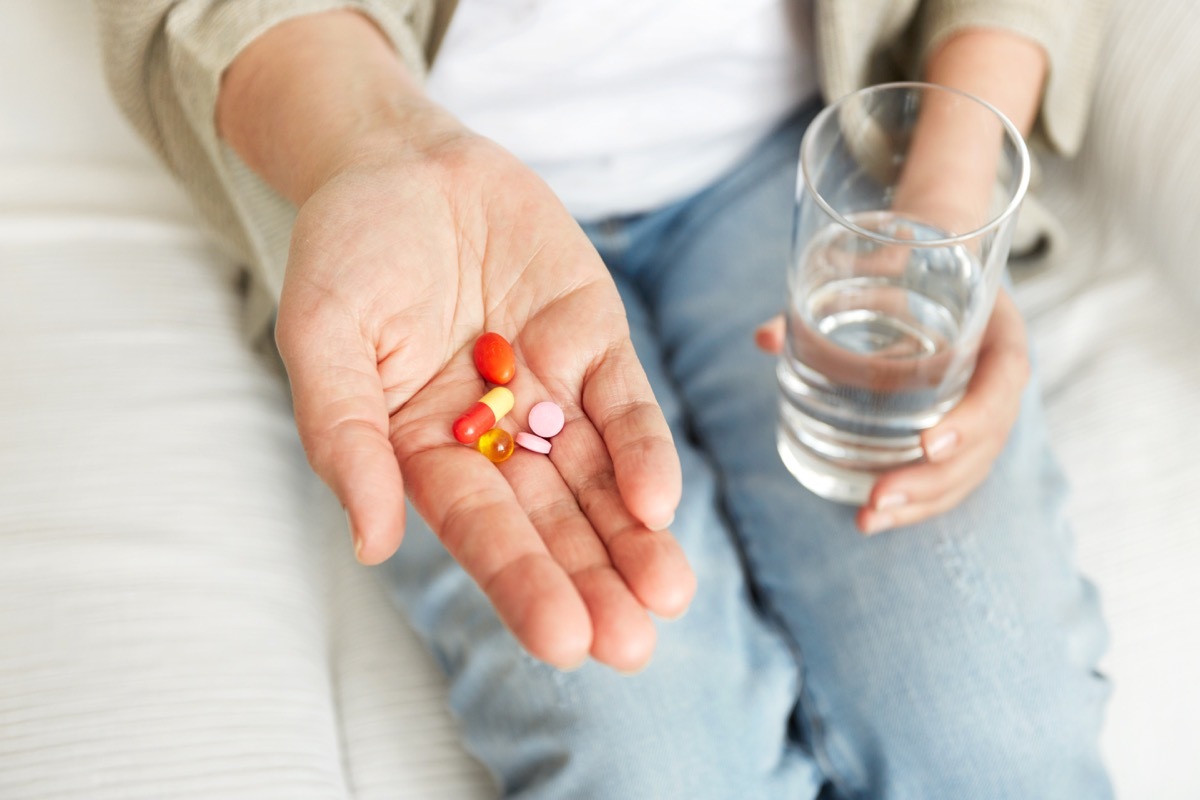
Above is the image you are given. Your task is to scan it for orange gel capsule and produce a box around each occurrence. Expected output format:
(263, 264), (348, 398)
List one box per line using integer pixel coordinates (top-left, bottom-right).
(473, 332), (516, 385)
(452, 387), (514, 444)
(477, 428), (515, 463)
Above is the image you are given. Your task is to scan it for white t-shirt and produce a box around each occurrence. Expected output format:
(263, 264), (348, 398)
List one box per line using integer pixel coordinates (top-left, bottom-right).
(425, 0), (816, 221)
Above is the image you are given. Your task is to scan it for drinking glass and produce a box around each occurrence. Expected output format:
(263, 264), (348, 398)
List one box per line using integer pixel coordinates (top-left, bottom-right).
(777, 82), (1030, 504)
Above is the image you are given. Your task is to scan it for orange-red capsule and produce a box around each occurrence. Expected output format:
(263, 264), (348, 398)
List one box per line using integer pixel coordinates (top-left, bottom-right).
(473, 332), (516, 385)
(452, 387), (515, 444)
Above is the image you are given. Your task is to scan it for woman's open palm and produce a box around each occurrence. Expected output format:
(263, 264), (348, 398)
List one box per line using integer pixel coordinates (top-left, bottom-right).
(276, 137), (694, 671)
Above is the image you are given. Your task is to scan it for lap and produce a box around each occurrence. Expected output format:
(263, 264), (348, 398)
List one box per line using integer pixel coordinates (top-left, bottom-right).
(387, 274), (822, 798)
(383, 104), (1111, 798)
(628, 105), (1112, 798)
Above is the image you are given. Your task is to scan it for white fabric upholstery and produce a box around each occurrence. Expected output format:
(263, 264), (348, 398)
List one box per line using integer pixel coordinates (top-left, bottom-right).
(1015, 2), (1200, 796)
(0, 0), (1195, 798)
(0, 3), (491, 797)
(0, 221), (491, 799)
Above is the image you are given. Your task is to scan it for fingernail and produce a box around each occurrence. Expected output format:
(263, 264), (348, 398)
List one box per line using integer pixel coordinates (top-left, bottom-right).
(346, 509), (364, 561)
(863, 513), (893, 536)
(648, 512), (675, 532)
(658, 605), (689, 622)
(925, 430), (960, 460)
(559, 657), (588, 673)
(875, 491), (908, 511)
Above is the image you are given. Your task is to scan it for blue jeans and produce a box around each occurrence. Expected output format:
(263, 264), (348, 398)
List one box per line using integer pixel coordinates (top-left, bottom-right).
(384, 104), (1112, 799)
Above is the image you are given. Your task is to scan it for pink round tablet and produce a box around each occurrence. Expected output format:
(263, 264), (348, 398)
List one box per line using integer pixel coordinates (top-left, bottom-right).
(527, 401), (565, 438)
(515, 431), (552, 454)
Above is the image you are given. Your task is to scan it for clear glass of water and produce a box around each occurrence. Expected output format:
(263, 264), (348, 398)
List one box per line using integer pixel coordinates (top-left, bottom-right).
(778, 82), (1031, 503)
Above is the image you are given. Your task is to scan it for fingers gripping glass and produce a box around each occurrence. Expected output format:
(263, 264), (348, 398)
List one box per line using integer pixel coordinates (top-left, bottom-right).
(776, 82), (1031, 504)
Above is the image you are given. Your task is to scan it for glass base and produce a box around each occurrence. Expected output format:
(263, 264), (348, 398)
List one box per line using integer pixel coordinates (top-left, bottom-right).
(775, 412), (925, 505)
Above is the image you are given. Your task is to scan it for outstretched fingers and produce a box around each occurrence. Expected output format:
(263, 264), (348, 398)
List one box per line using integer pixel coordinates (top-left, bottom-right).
(573, 341), (695, 620)
(582, 341), (681, 530)
(400, 443), (594, 669)
(498, 449), (659, 672)
(276, 306), (406, 565)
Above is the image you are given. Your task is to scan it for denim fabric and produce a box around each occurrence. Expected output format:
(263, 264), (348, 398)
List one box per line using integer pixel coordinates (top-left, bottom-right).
(383, 103), (1112, 799)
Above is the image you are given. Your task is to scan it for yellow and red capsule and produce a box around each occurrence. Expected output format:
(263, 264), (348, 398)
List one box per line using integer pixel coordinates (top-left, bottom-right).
(452, 386), (515, 444)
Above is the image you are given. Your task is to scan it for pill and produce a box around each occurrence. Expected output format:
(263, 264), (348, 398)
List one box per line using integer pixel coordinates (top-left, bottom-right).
(453, 386), (515, 444)
(477, 428), (515, 463)
(473, 332), (516, 385)
(527, 401), (565, 438)
(515, 431), (552, 454)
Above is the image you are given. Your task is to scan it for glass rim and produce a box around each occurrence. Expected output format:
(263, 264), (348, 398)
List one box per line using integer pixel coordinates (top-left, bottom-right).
(799, 81), (1032, 247)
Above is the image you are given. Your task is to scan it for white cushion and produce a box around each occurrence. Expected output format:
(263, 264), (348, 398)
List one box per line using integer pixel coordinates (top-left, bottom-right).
(0, 215), (492, 798)
(0, 2), (491, 796)
(1, 0), (1197, 797)
(1016, 2), (1200, 797)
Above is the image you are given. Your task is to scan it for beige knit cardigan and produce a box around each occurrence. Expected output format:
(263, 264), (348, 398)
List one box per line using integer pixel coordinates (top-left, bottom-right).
(93, 0), (1108, 329)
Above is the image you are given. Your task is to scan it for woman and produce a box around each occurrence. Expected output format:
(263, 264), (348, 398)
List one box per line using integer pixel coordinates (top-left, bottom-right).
(97, 2), (1112, 796)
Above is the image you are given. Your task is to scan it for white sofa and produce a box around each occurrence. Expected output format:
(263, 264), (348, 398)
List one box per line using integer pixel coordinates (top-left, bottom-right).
(1, 1), (1196, 797)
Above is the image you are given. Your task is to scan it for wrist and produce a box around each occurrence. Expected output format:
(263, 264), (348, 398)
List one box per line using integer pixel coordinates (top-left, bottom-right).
(216, 9), (472, 206)
(924, 28), (1047, 138)
(300, 102), (476, 203)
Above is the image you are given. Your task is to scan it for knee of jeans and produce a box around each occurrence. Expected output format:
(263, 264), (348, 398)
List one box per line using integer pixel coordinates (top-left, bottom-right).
(464, 654), (813, 800)
(811, 592), (1112, 800)
(901, 661), (1111, 798)
(438, 591), (815, 800)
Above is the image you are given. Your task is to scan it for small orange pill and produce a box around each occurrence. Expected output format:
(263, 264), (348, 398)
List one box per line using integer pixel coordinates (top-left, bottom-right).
(477, 428), (515, 463)
(473, 332), (516, 385)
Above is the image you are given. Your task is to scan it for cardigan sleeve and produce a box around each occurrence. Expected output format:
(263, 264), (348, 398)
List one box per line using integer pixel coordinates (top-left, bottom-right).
(91, 0), (438, 314)
(910, 0), (1112, 155)
(814, 0), (1112, 156)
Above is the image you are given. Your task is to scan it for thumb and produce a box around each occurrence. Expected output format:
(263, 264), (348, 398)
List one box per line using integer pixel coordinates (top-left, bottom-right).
(754, 314), (786, 354)
(275, 302), (406, 565)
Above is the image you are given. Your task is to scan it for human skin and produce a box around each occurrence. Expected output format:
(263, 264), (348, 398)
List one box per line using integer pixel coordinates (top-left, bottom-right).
(217, 11), (694, 672)
(217, 13), (1045, 668)
(755, 27), (1048, 534)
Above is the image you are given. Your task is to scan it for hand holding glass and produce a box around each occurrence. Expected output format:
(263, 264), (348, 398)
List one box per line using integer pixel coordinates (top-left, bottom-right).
(777, 82), (1030, 504)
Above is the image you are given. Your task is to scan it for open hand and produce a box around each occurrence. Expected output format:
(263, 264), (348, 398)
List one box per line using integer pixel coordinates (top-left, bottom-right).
(277, 135), (695, 670)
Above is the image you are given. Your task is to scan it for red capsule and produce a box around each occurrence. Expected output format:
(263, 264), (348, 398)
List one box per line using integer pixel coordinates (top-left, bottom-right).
(473, 332), (516, 385)
(452, 387), (514, 444)
(453, 404), (494, 444)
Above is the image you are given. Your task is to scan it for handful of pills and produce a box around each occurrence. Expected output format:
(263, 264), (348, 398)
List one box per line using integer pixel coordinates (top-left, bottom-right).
(451, 332), (565, 462)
